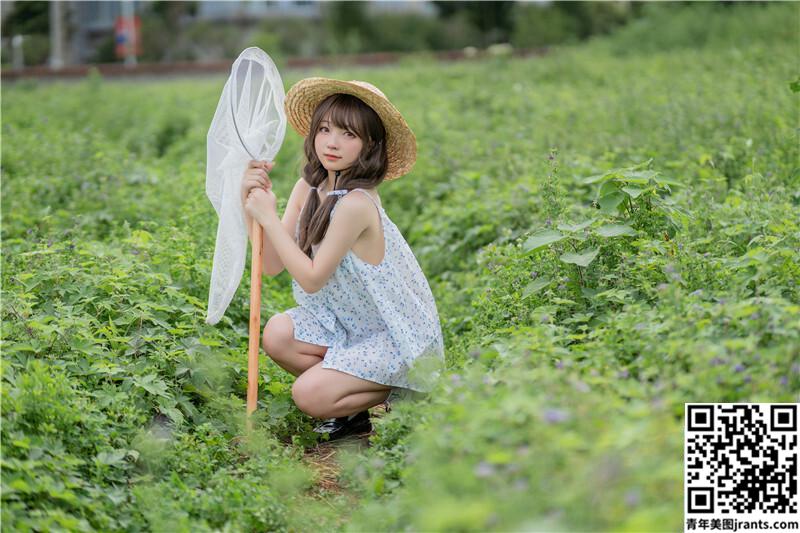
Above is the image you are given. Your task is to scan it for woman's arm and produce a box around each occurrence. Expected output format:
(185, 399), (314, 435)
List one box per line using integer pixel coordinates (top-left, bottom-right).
(258, 193), (372, 293)
(245, 177), (305, 277)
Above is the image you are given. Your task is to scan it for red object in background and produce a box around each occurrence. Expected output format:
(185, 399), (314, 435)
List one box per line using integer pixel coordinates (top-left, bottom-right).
(114, 16), (142, 58)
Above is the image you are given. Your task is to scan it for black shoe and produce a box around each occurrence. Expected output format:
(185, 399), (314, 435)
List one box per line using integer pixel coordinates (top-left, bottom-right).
(312, 410), (372, 441)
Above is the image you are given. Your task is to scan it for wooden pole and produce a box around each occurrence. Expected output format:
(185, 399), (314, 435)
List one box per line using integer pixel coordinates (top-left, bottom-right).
(246, 219), (263, 432)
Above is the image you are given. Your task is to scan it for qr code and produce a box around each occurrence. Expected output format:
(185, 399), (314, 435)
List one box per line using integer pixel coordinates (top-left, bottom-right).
(685, 403), (799, 516)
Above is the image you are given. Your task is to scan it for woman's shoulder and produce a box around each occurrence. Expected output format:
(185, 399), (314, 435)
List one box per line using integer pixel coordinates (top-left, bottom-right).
(348, 187), (382, 210)
(290, 175), (307, 197)
(333, 189), (379, 218)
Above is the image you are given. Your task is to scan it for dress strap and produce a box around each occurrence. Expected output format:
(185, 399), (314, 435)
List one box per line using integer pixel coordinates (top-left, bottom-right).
(351, 188), (383, 212)
(328, 188), (383, 229)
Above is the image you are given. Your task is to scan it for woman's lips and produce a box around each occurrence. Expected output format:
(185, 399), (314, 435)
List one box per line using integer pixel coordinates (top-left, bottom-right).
(324, 155), (341, 160)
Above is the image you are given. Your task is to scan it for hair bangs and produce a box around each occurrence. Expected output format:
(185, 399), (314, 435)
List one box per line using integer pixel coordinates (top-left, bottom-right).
(322, 94), (369, 140)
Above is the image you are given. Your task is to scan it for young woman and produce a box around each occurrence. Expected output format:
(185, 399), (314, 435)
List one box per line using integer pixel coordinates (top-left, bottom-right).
(242, 78), (444, 440)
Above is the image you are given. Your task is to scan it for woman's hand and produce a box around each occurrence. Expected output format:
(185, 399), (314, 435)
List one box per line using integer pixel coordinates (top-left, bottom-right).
(245, 187), (277, 225)
(241, 159), (274, 211)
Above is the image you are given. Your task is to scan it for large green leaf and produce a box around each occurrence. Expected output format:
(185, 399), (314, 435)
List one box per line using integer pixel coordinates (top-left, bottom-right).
(581, 172), (611, 184)
(596, 224), (637, 237)
(619, 169), (658, 183)
(134, 374), (170, 398)
(557, 219), (596, 232)
(560, 248), (600, 267)
(621, 185), (644, 198)
(523, 230), (565, 252)
(522, 277), (552, 299)
(598, 192), (626, 213)
(160, 406), (184, 426)
(654, 176), (684, 187)
(598, 179), (619, 198)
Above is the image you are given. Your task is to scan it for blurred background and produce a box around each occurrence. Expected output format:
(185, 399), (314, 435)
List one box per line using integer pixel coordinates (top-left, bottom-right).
(0, 0), (732, 75)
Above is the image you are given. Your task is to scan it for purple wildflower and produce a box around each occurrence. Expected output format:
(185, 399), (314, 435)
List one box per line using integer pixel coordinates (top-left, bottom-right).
(617, 369), (629, 379)
(543, 407), (570, 424)
(780, 376), (788, 386)
(572, 380), (590, 393)
(474, 461), (496, 478)
(733, 363), (745, 373)
(625, 489), (641, 507)
(450, 374), (462, 385)
(555, 360), (564, 369)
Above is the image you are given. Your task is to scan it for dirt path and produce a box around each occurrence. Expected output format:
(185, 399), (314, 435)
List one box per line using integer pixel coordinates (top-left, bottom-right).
(301, 402), (391, 494)
(296, 402), (392, 528)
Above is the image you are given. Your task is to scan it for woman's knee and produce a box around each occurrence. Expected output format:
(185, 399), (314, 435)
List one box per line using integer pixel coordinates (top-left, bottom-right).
(262, 313), (293, 357)
(291, 377), (327, 418)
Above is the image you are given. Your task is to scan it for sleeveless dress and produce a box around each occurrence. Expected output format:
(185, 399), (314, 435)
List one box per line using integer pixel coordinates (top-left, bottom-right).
(284, 188), (445, 404)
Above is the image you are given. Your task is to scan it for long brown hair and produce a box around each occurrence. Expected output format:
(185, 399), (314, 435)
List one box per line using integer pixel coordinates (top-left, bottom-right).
(297, 93), (388, 258)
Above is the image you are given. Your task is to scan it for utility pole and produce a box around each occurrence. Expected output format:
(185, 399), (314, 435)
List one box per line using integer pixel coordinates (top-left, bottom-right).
(49, 1), (66, 69)
(121, 0), (137, 67)
(12, 35), (24, 69)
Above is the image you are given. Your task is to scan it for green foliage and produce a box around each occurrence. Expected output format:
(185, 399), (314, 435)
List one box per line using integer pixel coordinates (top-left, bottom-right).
(593, 2), (798, 56)
(2, 2), (798, 531)
(510, 3), (586, 48)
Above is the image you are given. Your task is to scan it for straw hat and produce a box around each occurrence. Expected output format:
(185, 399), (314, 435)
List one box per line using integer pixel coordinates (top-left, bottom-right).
(284, 77), (416, 180)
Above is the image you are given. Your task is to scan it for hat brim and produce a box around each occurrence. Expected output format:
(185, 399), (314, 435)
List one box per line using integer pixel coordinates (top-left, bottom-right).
(284, 77), (416, 180)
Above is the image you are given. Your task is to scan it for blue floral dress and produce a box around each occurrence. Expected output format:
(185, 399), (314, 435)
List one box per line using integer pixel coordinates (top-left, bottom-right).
(284, 188), (445, 403)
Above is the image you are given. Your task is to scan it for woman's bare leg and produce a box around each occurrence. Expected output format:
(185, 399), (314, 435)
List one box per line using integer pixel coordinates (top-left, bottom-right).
(265, 314), (392, 418)
(292, 362), (393, 419)
(263, 313), (328, 377)
(270, 343), (326, 377)
(328, 389), (391, 418)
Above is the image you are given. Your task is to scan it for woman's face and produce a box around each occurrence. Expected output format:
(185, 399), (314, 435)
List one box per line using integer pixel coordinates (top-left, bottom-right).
(314, 115), (364, 173)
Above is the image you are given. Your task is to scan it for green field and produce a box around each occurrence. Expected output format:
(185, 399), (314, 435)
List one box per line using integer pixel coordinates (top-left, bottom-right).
(2, 3), (798, 531)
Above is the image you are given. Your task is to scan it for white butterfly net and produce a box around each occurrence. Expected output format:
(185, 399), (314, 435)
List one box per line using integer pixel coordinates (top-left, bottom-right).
(205, 47), (286, 325)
